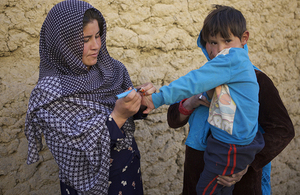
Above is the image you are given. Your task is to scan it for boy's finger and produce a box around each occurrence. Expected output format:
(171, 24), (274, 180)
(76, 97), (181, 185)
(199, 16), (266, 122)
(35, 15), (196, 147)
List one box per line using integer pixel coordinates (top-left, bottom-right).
(143, 87), (156, 96)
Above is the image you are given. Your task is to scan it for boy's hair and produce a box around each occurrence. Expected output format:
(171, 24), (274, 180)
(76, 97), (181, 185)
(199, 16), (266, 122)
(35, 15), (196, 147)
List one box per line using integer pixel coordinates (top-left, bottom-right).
(201, 5), (247, 47)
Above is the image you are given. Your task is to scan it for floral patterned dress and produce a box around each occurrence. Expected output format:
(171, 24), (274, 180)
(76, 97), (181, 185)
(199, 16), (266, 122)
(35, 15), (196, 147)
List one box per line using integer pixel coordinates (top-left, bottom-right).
(107, 116), (143, 195)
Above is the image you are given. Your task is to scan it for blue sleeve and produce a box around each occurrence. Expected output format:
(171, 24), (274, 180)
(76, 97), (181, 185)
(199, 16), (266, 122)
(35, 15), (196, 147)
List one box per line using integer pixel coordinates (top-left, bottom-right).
(152, 50), (236, 108)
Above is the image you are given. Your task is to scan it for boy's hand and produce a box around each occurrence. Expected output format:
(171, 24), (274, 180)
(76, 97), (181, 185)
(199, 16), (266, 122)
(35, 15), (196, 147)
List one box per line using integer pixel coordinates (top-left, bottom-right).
(141, 94), (155, 114)
(136, 82), (156, 114)
(136, 82), (156, 96)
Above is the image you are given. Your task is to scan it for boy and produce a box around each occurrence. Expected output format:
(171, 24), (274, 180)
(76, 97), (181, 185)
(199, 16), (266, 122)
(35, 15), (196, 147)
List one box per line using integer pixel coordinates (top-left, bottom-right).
(143, 5), (265, 194)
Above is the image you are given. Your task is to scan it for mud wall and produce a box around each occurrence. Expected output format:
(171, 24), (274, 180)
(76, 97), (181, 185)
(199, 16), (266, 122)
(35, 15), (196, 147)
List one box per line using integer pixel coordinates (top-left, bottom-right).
(0, 0), (299, 194)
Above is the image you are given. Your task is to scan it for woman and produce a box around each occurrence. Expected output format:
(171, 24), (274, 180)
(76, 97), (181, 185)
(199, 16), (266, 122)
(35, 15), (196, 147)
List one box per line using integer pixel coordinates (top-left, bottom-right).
(24, 0), (154, 194)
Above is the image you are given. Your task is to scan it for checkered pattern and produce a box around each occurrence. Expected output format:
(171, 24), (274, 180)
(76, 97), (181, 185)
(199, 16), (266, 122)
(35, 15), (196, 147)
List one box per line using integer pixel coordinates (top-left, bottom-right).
(24, 0), (134, 194)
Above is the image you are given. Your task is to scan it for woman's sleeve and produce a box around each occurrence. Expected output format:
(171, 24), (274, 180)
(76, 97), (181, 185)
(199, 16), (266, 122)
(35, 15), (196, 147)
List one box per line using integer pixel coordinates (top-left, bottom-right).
(167, 103), (190, 128)
(250, 70), (295, 171)
(106, 116), (125, 147)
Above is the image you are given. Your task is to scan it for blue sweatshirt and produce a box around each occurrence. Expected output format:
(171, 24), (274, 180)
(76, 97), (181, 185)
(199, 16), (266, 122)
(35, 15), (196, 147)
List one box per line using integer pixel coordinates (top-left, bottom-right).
(152, 46), (259, 145)
(180, 35), (270, 194)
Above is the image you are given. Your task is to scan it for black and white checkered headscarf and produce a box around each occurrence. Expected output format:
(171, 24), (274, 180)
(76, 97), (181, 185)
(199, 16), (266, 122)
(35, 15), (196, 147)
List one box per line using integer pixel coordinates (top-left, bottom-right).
(25, 0), (134, 193)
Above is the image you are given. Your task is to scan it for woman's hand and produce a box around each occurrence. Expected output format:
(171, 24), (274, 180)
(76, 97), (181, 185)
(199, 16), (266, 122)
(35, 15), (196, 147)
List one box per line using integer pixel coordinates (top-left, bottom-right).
(111, 88), (141, 128)
(217, 165), (249, 187)
(178, 93), (210, 122)
(183, 93), (211, 110)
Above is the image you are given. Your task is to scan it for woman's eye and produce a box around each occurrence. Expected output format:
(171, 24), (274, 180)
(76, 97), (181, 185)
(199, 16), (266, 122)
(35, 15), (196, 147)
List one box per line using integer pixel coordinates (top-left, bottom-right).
(96, 32), (101, 38)
(83, 38), (89, 43)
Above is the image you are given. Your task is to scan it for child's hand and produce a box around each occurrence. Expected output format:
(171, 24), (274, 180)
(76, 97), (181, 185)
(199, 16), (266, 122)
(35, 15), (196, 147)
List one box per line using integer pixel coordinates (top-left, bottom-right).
(136, 82), (156, 114)
(141, 94), (155, 114)
(136, 82), (156, 96)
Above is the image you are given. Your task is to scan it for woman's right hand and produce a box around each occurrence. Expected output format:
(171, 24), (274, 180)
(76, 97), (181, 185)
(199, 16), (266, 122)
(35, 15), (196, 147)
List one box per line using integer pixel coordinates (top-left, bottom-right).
(111, 88), (141, 128)
(178, 92), (210, 122)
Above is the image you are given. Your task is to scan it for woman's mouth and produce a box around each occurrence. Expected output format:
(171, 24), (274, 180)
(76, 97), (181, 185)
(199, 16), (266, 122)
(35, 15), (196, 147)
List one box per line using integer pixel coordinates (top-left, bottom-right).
(90, 53), (98, 57)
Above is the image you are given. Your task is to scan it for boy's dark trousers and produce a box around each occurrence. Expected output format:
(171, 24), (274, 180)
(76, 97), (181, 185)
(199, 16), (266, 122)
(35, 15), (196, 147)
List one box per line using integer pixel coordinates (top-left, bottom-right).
(196, 131), (265, 195)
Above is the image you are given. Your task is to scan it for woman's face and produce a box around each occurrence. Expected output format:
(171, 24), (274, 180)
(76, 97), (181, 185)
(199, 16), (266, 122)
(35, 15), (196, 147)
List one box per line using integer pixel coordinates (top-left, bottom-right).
(82, 19), (102, 70)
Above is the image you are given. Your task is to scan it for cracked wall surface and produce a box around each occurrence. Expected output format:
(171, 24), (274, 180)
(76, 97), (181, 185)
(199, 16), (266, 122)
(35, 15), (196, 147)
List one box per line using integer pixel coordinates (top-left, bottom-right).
(0, 0), (299, 194)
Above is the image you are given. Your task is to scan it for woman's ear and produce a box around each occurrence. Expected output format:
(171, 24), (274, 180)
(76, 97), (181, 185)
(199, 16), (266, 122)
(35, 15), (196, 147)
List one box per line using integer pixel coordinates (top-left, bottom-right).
(241, 31), (249, 46)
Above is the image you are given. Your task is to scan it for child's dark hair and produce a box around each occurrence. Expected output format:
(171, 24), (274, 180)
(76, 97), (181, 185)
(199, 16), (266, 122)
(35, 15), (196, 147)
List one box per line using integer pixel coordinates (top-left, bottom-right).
(201, 5), (247, 47)
(83, 9), (103, 36)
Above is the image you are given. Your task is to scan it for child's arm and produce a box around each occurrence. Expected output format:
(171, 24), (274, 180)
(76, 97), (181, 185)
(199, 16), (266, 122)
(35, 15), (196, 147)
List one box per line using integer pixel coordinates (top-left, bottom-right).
(146, 48), (251, 112)
(151, 54), (232, 109)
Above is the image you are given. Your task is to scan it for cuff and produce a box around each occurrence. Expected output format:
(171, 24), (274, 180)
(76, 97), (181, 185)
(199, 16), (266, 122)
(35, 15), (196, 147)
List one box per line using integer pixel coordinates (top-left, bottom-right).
(152, 92), (165, 108)
(106, 115), (125, 146)
(179, 98), (195, 115)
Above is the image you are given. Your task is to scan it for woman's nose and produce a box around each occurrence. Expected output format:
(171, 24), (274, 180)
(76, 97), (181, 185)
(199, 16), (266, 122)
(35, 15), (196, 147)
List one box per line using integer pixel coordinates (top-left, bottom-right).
(91, 38), (101, 49)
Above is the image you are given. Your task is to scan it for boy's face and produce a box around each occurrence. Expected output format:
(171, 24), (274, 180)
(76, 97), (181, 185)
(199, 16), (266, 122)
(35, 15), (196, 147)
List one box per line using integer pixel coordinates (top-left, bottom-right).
(206, 31), (249, 59)
(205, 42), (214, 60)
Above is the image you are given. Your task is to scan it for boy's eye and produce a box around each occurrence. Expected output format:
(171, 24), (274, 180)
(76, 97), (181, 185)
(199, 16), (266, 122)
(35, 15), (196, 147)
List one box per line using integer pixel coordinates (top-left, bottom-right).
(210, 42), (216, 45)
(225, 40), (231, 43)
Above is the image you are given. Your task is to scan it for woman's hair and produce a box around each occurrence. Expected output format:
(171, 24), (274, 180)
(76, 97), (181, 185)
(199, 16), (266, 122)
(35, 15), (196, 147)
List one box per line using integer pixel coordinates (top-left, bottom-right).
(83, 9), (103, 36)
(201, 5), (247, 47)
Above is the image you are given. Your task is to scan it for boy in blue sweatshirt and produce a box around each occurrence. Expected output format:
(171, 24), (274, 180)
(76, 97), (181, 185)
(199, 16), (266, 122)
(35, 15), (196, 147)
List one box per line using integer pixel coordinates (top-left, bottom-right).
(143, 5), (265, 195)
